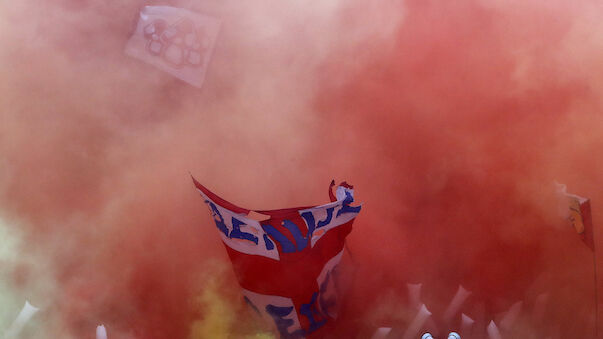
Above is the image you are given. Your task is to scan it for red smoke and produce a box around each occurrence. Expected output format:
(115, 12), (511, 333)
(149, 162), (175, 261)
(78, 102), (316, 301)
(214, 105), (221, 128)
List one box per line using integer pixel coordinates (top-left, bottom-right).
(316, 0), (603, 337)
(0, 0), (601, 338)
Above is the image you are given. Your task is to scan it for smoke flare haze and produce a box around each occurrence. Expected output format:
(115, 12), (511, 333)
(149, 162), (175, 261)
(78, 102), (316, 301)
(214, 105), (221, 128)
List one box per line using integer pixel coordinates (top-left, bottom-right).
(1, 0), (602, 338)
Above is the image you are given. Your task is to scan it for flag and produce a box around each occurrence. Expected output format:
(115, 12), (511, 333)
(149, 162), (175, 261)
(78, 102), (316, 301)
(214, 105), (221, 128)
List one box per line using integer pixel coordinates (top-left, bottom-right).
(556, 183), (595, 251)
(125, 6), (220, 88)
(193, 178), (362, 338)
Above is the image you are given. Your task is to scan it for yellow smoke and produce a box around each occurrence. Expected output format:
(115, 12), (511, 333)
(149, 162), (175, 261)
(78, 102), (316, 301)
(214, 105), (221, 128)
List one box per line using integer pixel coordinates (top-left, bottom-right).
(189, 261), (274, 339)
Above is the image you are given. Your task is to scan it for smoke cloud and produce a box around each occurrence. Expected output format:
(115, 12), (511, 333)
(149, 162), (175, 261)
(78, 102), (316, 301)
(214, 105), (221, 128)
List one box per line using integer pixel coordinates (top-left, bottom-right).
(0, 0), (602, 337)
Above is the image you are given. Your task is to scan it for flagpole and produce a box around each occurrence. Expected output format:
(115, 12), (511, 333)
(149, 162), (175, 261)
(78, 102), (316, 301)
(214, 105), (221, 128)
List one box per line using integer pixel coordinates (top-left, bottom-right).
(593, 235), (599, 339)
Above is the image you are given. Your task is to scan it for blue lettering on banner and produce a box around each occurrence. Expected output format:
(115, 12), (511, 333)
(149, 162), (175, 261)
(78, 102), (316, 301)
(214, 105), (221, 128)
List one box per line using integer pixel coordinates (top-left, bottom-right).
(301, 206), (338, 232)
(300, 292), (327, 333)
(262, 218), (314, 253)
(231, 217), (259, 244)
(263, 234), (275, 250)
(265, 305), (305, 339)
(206, 200), (229, 237)
(318, 269), (337, 316)
(336, 191), (361, 217)
(206, 190), (360, 253)
(300, 212), (316, 234)
(258, 194), (361, 254)
(317, 207), (334, 228)
(262, 224), (297, 253)
(205, 200), (260, 246)
(282, 220), (308, 251)
(249, 291), (333, 337)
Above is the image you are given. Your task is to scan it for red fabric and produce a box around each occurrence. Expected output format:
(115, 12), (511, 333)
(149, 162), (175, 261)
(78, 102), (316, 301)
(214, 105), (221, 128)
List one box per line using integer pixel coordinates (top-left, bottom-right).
(193, 177), (359, 336)
(192, 176), (250, 214)
(225, 216), (352, 332)
(329, 180), (337, 202)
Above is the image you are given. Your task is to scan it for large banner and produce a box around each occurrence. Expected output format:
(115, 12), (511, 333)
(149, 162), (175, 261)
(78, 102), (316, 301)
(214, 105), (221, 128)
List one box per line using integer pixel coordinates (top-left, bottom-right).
(193, 178), (361, 338)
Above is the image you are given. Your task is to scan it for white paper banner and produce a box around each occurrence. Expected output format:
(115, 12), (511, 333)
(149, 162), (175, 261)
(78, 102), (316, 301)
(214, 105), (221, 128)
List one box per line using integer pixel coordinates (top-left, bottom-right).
(371, 327), (392, 339)
(486, 320), (502, 339)
(460, 313), (474, 335)
(499, 301), (522, 331)
(402, 304), (432, 339)
(96, 324), (108, 339)
(407, 283), (422, 309)
(125, 6), (220, 88)
(443, 285), (471, 323)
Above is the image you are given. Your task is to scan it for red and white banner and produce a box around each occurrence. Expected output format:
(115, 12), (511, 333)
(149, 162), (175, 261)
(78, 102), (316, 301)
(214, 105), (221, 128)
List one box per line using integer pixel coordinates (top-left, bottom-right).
(193, 178), (361, 338)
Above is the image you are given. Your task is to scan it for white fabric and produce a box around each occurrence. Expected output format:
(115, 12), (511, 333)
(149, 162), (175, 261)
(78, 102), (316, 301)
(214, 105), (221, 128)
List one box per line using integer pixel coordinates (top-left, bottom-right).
(315, 250), (344, 318)
(299, 192), (361, 248)
(197, 189), (280, 260)
(242, 288), (302, 336)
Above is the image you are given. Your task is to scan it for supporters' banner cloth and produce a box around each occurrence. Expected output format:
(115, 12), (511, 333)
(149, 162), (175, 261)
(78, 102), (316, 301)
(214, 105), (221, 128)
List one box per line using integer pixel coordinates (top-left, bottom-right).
(193, 178), (361, 338)
(125, 6), (220, 88)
